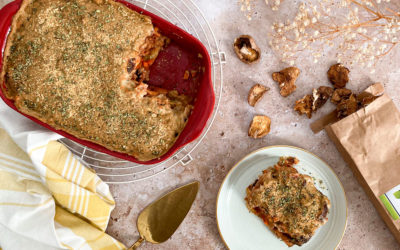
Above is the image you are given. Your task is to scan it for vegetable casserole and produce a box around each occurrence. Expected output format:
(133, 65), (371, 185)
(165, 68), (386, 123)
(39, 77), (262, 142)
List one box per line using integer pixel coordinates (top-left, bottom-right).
(245, 157), (330, 247)
(0, 0), (193, 161)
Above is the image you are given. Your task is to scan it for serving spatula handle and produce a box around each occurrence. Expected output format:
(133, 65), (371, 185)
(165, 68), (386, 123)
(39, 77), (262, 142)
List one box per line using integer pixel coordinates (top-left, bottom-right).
(128, 236), (145, 250)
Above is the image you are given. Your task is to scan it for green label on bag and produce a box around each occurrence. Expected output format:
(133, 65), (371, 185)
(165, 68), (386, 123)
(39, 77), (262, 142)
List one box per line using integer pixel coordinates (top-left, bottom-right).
(380, 185), (400, 220)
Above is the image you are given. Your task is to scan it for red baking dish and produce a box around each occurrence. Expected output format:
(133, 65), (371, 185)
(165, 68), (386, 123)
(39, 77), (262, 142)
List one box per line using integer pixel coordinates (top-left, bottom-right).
(0, 0), (214, 165)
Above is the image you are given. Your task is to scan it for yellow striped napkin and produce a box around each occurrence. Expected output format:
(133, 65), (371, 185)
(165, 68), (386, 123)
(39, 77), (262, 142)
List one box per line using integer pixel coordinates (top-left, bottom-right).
(0, 103), (125, 249)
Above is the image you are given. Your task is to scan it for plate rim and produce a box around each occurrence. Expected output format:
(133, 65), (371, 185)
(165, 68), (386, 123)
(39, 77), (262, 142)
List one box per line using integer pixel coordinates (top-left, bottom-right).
(215, 145), (348, 250)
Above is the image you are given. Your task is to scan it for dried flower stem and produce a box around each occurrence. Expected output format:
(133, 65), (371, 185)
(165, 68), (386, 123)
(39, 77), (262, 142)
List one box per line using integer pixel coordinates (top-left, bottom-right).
(269, 0), (399, 71)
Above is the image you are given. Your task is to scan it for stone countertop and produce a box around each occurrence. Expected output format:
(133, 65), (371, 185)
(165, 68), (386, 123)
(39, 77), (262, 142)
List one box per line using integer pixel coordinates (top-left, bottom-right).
(107, 1), (400, 249)
(1, 0), (399, 249)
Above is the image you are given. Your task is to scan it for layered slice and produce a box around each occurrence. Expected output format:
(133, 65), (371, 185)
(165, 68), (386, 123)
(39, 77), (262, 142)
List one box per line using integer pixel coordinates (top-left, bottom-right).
(245, 157), (330, 247)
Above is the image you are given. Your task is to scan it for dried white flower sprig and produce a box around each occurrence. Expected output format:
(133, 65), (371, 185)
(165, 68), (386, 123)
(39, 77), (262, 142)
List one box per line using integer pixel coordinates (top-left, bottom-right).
(239, 0), (254, 20)
(269, 0), (398, 72)
(239, 0), (283, 20)
(265, 0), (283, 11)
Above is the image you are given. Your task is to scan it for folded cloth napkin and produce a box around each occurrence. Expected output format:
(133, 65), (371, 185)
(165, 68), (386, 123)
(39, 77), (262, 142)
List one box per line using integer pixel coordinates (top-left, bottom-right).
(0, 101), (125, 249)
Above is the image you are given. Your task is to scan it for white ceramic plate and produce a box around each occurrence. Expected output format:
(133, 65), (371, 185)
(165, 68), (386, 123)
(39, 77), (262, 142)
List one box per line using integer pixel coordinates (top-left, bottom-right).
(216, 146), (347, 250)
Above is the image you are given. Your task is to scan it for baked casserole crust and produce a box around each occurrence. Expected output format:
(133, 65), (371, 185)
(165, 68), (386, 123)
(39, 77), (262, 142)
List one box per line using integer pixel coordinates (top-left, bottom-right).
(245, 157), (330, 247)
(0, 0), (192, 161)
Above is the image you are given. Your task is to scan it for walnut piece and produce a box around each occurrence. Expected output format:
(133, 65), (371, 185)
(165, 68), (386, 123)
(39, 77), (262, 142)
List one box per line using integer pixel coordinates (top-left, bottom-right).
(233, 35), (261, 64)
(330, 88), (381, 119)
(312, 86), (334, 111)
(294, 95), (313, 118)
(248, 115), (271, 138)
(331, 88), (352, 105)
(248, 84), (270, 107)
(327, 63), (350, 89)
(272, 67), (300, 97)
(357, 92), (379, 107)
(294, 86), (333, 119)
(337, 94), (358, 118)
(330, 88), (358, 118)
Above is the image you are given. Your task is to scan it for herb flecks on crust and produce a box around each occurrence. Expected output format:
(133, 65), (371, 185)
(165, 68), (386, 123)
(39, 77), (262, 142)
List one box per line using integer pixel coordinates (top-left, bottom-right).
(245, 157), (330, 247)
(0, 0), (192, 161)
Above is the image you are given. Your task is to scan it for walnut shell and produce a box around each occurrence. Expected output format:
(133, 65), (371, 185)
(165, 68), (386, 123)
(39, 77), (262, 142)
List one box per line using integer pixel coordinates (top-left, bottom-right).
(233, 35), (261, 64)
(294, 95), (313, 118)
(272, 67), (300, 97)
(357, 92), (379, 107)
(312, 86), (334, 111)
(248, 84), (270, 107)
(327, 63), (349, 89)
(248, 115), (271, 138)
(294, 86), (333, 119)
(331, 88), (353, 105)
(337, 94), (358, 118)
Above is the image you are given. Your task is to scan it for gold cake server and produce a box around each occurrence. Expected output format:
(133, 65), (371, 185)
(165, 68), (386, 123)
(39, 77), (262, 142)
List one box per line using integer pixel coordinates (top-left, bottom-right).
(128, 181), (199, 249)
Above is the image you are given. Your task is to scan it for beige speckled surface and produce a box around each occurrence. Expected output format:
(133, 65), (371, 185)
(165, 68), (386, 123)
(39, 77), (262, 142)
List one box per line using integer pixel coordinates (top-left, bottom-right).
(1, 0), (400, 249)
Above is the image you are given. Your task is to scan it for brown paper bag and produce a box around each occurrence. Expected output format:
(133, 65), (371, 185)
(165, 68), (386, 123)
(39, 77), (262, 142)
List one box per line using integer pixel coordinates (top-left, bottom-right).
(312, 83), (400, 243)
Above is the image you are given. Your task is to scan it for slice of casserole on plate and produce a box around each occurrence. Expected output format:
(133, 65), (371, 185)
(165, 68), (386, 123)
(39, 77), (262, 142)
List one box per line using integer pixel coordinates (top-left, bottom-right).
(245, 157), (330, 247)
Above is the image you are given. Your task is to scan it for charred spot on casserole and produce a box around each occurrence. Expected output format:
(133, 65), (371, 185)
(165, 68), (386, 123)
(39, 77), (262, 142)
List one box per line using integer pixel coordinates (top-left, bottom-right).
(0, 0), (193, 161)
(245, 157), (330, 247)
